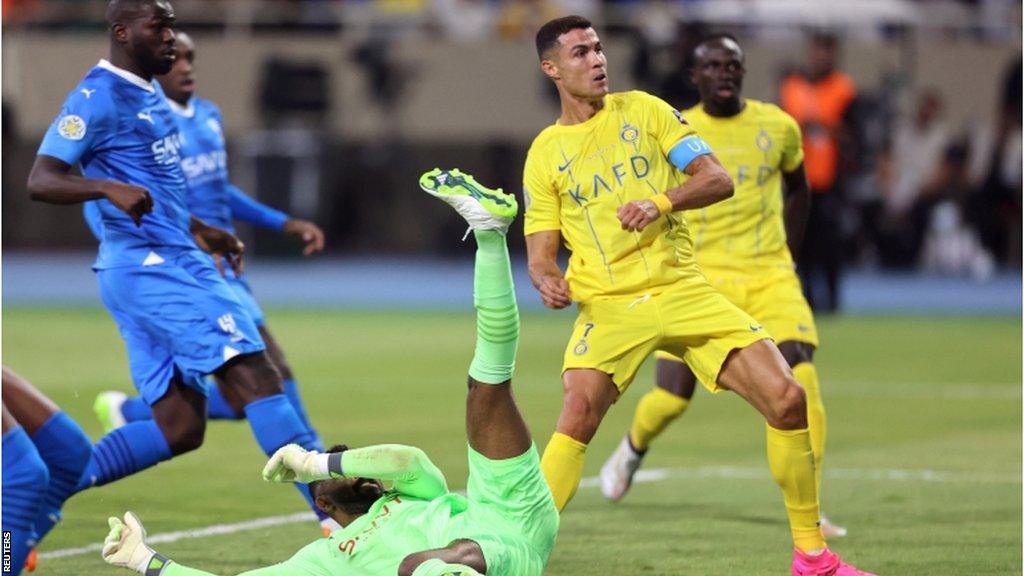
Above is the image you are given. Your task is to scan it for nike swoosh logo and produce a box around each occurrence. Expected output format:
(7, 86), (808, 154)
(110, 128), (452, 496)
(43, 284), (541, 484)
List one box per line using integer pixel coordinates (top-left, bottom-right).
(557, 155), (576, 172)
(137, 112), (154, 124)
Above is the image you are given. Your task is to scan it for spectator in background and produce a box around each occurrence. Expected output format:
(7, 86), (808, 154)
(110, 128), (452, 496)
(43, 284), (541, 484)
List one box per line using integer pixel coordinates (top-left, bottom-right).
(632, 21), (707, 112)
(870, 90), (951, 267)
(966, 55), (1022, 268)
(780, 33), (857, 313)
(496, 0), (567, 40)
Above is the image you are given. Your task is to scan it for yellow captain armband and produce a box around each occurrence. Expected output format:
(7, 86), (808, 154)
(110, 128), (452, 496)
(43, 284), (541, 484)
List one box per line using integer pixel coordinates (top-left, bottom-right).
(651, 193), (673, 215)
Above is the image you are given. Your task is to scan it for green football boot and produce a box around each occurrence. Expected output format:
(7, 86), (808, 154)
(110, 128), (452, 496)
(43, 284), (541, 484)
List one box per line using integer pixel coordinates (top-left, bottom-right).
(419, 168), (518, 235)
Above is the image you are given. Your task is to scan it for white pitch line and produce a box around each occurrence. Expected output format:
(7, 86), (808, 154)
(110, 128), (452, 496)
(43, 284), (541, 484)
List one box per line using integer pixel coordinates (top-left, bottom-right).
(39, 465), (1020, 561)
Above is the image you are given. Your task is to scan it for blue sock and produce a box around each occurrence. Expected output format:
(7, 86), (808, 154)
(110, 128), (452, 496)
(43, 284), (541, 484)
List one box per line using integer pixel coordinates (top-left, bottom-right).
(283, 378), (323, 451)
(75, 420), (172, 493)
(29, 412), (92, 543)
(3, 428), (49, 575)
(244, 394), (327, 521)
(207, 382), (244, 420)
(121, 396), (153, 422)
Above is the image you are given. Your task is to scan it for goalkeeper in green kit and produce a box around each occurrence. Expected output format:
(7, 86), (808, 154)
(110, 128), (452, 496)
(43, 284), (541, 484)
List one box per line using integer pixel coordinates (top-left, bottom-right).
(101, 169), (559, 576)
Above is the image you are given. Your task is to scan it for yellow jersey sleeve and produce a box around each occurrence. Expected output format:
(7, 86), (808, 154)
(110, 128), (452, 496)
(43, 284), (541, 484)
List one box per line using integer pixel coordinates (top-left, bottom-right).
(779, 110), (805, 173)
(638, 91), (699, 158)
(522, 138), (561, 235)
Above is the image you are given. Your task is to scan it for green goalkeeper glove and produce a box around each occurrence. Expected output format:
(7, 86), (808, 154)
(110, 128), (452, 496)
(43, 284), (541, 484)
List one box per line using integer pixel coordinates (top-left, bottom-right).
(102, 512), (171, 574)
(262, 444), (332, 484)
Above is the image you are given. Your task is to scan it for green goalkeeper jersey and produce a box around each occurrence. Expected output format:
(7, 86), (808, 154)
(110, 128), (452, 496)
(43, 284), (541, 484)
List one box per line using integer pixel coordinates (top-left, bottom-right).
(161, 444), (557, 576)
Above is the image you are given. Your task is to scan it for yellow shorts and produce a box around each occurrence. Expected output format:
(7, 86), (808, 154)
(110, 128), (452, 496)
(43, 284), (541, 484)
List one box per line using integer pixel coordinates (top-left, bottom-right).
(655, 264), (818, 365)
(562, 276), (770, 394)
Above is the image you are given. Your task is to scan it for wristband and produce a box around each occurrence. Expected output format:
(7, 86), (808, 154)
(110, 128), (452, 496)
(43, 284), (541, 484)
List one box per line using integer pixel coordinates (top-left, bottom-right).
(144, 553), (171, 576)
(651, 194), (673, 215)
(327, 452), (345, 478)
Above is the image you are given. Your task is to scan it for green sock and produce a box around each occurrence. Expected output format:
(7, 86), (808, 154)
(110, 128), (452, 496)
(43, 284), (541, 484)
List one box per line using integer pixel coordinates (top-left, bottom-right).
(468, 230), (519, 385)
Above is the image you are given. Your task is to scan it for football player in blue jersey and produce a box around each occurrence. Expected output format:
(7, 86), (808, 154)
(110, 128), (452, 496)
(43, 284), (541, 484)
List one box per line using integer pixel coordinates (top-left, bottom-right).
(87, 35), (329, 517)
(27, 0), (325, 529)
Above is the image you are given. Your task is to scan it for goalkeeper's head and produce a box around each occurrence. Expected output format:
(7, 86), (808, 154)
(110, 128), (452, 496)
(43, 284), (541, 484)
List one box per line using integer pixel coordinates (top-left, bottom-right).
(310, 445), (385, 525)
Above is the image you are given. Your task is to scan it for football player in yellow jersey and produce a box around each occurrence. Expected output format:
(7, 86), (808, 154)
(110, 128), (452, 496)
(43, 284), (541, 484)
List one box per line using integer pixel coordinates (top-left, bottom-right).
(599, 32), (851, 539)
(524, 17), (875, 576)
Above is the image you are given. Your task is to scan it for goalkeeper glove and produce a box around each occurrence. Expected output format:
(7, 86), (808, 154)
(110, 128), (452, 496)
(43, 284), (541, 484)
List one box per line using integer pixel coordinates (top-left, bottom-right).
(102, 512), (170, 574)
(262, 443), (332, 484)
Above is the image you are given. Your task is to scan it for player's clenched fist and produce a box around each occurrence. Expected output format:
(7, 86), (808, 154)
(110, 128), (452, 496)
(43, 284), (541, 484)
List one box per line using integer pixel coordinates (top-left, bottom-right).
(263, 444), (330, 484)
(102, 512), (159, 573)
(617, 199), (660, 232)
(102, 181), (153, 227)
(536, 275), (572, 309)
(283, 218), (326, 256)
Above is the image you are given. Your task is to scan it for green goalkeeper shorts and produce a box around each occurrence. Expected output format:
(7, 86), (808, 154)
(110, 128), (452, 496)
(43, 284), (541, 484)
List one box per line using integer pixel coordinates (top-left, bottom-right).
(444, 444), (559, 576)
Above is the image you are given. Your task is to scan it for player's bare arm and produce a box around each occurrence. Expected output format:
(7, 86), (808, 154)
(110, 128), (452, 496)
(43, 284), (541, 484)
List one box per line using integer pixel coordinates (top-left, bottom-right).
(525, 230), (572, 309)
(782, 162), (811, 255)
(28, 155), (153, 226)
(190, 216), (245, 276)
(617, 154), (733, 232)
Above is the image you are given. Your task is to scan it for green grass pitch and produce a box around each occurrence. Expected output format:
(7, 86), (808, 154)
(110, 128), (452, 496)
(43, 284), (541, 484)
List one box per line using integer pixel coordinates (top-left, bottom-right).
(3, 308), (1020, 575)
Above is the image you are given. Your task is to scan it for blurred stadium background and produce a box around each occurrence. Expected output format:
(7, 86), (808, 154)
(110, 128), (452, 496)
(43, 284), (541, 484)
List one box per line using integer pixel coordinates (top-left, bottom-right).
(1, 1), (1021, 575)
(2, 0), (1022, 313)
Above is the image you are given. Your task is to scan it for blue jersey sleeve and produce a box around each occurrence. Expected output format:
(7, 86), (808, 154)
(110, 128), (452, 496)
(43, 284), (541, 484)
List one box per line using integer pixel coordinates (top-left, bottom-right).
(38, 84), (117, 166)
(667, 135), (713, 172)
(82, 201), (104, 241)
(228, 185), (289, 231)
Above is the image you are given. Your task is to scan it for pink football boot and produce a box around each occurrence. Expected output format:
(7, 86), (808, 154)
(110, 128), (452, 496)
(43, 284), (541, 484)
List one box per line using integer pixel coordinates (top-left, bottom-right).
(791, 548), (877, 576)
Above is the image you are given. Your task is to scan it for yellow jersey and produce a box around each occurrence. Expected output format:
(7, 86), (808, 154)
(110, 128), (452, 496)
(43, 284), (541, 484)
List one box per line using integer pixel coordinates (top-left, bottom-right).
(682, 99), (805, 270)
(523, 91), (705, 303)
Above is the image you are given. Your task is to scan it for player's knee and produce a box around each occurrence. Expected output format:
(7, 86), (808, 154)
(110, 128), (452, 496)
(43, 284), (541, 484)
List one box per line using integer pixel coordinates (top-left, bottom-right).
(769, 378), (807, 429)
(165, 423), (206, 455)
(561, 391), (604, 439)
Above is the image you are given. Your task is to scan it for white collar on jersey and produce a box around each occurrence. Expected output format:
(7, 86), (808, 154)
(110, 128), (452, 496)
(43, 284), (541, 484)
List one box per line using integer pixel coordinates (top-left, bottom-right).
(166, 97), (195, 118)
(97, 59), (156, 93)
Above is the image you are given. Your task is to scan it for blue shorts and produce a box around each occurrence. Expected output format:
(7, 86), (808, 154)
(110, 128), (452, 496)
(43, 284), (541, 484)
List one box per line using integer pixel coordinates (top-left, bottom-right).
(97, 249), (265, 405)
(223, 270), (265, 327)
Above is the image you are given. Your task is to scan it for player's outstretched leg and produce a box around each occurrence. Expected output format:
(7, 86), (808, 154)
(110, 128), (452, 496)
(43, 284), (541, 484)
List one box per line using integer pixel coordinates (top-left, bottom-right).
(2, 407), (49, 576)
(600, 357), (695, 502)
(717, 341), (874, 576)
(2, 367), (92, 556)
(412, 169), (556, 576)
(94, 379), (245, 434)
(420, 167), (527, 457)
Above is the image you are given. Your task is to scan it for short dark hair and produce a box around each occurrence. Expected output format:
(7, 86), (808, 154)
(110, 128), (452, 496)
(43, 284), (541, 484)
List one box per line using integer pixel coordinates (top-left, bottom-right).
(105, 0), (158, 26)
(535, 15), (593, 60)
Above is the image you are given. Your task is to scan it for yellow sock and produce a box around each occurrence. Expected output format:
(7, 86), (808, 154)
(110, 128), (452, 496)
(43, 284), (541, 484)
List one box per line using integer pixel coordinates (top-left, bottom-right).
(629, 387), (690, 452)
(766, 424), (825, 552)
(792, 362), (827, 493)
(541, 432), (587, 511)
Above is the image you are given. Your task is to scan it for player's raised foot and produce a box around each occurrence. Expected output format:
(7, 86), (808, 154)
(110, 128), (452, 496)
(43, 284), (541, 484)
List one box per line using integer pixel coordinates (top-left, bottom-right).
(419, 168), (518, 235)
(93, 391), (128, 434)
(821, 515), (848, 539)
(791, 548), (876, 576)
(599, 436), (644, 502)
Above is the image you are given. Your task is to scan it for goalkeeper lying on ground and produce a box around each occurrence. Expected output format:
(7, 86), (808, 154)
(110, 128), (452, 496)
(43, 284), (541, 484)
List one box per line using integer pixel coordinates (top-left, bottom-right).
(100, 169), (559, 576)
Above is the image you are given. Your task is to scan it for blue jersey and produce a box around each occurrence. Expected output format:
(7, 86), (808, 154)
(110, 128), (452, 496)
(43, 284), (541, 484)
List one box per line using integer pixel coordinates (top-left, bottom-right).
(39, 60), (195, 269)
(170, 97), (288, 234)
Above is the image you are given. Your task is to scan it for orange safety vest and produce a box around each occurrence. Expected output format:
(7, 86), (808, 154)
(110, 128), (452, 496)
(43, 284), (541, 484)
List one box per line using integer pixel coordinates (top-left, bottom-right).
(780, 71), (857, 191)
